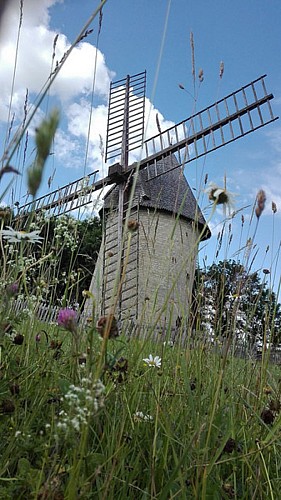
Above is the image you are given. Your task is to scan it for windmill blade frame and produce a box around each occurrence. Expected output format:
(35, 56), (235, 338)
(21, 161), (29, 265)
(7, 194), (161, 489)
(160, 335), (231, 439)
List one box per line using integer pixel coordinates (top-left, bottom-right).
(16, 74), (278, 220)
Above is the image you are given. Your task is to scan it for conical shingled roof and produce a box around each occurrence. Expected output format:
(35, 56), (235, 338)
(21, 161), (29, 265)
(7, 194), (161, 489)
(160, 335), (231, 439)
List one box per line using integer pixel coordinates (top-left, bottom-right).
(103, 156), (211, 241)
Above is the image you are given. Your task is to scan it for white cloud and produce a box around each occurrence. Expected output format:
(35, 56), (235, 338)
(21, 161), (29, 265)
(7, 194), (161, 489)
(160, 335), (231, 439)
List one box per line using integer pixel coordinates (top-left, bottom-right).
(0, 0), (113, 127)
(0, 0), (185, 208)
(266, 126), (281, 154)
(65, 99), (108, 175)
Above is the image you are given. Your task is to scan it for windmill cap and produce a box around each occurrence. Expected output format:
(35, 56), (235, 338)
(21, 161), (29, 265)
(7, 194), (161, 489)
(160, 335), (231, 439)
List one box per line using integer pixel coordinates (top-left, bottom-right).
(103, 155), (211, 241)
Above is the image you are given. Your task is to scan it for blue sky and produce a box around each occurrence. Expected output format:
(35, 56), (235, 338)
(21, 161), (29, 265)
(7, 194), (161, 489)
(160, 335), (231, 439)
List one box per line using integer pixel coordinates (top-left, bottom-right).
(0, 0), (280, 289)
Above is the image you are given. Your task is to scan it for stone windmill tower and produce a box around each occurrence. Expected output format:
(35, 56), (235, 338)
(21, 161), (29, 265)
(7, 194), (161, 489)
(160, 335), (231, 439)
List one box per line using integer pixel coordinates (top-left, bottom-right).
(88, 155), (210, 337)
(17, 72), (277, 338)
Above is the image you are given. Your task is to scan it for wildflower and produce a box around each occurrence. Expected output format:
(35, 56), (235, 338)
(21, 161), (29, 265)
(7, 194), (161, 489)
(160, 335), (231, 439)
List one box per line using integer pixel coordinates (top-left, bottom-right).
(57, 308), (77, 333)
(269, 399), (281, 412)
(13, 333), (24, 345)
(96, 315), (119, 339)
(1, 399), (15, 414)
(5, 282), (19, 297)
(0, 227), (43, 244)
(143, 354), (162, 368)
(263, 385), (272, 395)
(255, 189), (266, 219)
(133, 411), (153, 422)
(50, 339), (63, 350)
(78, 353), (87, 365)
(206, 182), (235, 213)
(127, 219), (139, 232)
(260, 408), (275, 425)
(57, 377), (105, 433)
(163, 340), (174, 347)
(223, 437), (237, 454)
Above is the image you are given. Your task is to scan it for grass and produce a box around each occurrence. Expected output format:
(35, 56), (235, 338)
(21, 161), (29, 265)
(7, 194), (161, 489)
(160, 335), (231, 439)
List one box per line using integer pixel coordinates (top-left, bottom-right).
(0, 313), (280, 498)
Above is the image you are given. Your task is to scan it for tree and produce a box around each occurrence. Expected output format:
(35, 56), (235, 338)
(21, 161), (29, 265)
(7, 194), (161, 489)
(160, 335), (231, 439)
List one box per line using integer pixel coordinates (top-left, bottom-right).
(37, 214), (103, 305)
(1, 212), (102, 307)
(194, 260), (281, 347)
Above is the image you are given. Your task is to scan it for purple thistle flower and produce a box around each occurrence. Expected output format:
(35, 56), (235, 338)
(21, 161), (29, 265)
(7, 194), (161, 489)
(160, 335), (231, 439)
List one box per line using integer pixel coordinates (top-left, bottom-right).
(57, 308), (77, 333)
(6, 282), (19, 297)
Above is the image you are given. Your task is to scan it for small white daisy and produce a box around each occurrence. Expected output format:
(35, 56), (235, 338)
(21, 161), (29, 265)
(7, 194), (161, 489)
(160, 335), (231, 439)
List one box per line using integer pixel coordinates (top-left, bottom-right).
(133, 411), (153, 422)
(0, 226), (43, 244)
(143, 354), (162, 368)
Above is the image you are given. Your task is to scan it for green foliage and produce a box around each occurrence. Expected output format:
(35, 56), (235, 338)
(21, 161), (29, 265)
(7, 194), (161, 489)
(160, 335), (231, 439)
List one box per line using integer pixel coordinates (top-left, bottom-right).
(37, 214), (102, 304)
(0, 212), (102, 306)
(194, 260), (281, 346)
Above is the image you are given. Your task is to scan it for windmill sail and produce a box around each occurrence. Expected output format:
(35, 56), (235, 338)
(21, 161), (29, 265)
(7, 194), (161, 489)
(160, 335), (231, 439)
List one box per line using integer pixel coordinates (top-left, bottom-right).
(105, 71), (146, 164)
(16, 74), (278, 219)
(141, 74), (277, 179)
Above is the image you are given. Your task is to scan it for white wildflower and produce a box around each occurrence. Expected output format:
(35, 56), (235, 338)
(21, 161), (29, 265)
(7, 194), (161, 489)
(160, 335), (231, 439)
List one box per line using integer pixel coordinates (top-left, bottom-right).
(56, 377), (105, 433)
(143, 354), (162, 368)
(205, 181), (235, 214)
(133, 411), (153, 422)
(0, 226), (43, 244)
(163, 340), (174, 347)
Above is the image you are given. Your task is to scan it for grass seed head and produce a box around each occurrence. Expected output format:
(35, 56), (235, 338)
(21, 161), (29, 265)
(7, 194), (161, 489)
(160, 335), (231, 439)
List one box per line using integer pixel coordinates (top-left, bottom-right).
(255, 189), (266, 219)
(272, 201), (277, 214)
(219, 61), (224, 78)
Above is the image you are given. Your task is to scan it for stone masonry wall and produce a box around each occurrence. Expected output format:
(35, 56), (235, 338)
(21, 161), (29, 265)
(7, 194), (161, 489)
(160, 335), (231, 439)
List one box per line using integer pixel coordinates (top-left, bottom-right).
(137, 208), (199, 330)
(84, 207), (200, 332)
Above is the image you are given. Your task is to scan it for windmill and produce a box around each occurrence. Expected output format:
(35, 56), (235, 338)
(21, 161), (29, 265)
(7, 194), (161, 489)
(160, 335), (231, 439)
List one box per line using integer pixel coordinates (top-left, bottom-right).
(16, 72), (278, 337)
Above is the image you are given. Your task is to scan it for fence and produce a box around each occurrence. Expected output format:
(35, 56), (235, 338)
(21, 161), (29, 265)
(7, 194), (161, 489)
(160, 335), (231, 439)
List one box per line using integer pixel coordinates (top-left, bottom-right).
(10, 300), (281, 364)
(14, 299), (63, 323)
